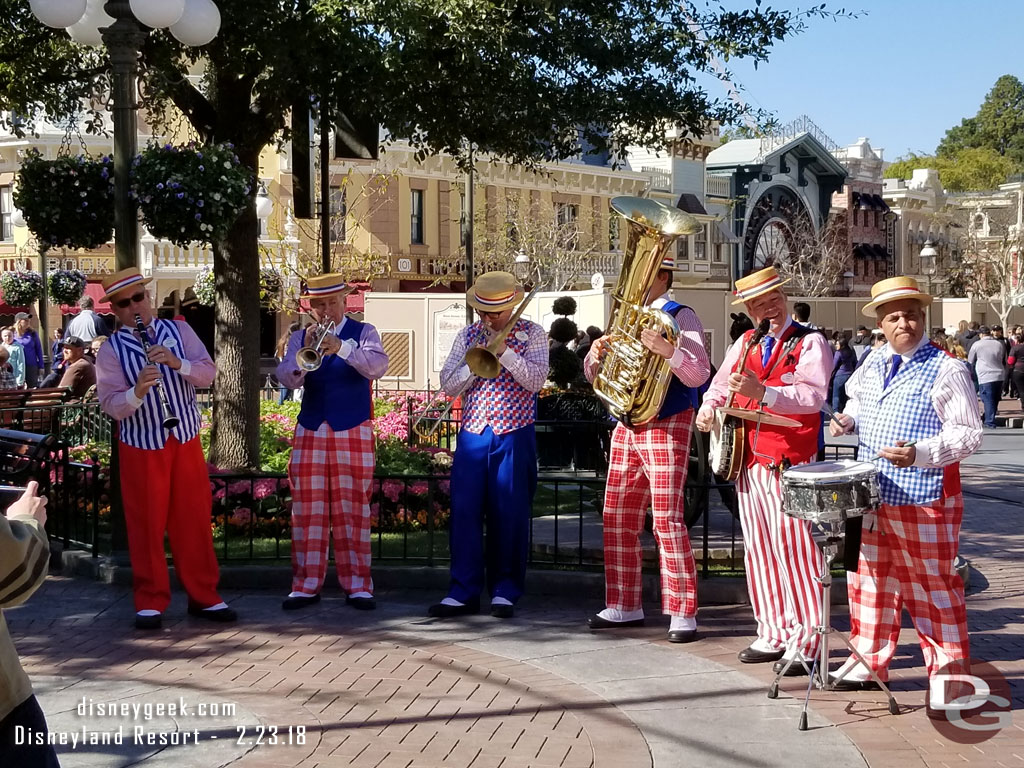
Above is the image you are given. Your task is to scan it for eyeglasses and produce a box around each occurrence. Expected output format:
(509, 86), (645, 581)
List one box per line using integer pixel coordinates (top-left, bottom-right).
(114, 291), (147, 310)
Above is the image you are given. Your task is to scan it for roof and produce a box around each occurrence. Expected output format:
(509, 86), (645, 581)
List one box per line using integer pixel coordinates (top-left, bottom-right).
(675, 193), (708, 216)
(706, 132), (848, 181)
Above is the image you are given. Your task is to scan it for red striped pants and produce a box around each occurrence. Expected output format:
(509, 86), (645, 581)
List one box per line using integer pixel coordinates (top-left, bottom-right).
(736, 462), (824, 655)
(602, 410), (697, 618)
(847, 494), (969, 681)
(288, 421), (375, 595)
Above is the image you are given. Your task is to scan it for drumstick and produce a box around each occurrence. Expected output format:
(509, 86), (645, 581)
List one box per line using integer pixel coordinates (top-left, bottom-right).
(820, 400), (846, 429)
(869, 440), (918, 462)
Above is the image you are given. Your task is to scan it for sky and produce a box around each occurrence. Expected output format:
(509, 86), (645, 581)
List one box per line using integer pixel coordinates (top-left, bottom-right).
(706, 0), (1024, 162)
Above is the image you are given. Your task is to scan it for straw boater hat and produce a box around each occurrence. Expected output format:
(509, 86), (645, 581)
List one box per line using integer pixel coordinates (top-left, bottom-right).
(300, 273), (355, 300)
(101, 268), (153, 303)
(659, 255), (677, 271)
(466, 271), (524, 312)
(731, 266), (790, 305)
(861, 276), (932, 317)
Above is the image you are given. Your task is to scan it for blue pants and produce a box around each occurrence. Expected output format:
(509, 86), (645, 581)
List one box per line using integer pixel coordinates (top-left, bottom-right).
(448, 425), (537, 604)
(831, 370), (852, 413)
(978, 381), (1001, 428)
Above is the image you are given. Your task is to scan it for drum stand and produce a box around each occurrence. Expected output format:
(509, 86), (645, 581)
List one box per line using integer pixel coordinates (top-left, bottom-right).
(767, 520), (900, 731)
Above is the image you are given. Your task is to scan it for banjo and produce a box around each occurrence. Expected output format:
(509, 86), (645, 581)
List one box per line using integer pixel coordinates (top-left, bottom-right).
(709, 320), (769, 481)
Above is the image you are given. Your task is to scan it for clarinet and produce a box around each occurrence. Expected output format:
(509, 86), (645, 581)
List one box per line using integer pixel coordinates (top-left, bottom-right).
(134, 314), (180, 430)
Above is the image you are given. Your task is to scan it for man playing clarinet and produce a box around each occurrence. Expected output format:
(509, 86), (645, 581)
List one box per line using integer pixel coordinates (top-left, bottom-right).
(95, 268), (235, 630)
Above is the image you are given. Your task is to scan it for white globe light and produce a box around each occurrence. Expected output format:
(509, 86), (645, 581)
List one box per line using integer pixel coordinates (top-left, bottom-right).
(170, 0), (221, 47)
(11, 208), (26, 229)
(66, 0), (114, 47)
(255, 192), (274, 221)
(130, 0), (186, 29)
(30, 0), (87, 28)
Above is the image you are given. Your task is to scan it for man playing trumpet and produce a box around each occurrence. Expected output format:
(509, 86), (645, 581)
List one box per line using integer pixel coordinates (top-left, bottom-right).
(428, 271), (548, 619)
(95, 268), (234, 630)
(276, 274), (389, 611)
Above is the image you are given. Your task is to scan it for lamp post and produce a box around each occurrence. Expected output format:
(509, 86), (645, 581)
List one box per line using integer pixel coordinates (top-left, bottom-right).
(841, 270), (854, 297)
(30, 0), (221, 271)
(919, 239), (938, 331)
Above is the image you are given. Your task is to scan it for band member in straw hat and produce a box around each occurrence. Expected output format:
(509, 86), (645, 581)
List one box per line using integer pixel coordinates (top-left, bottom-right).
(95, 268), (235, 630)
(695, 266), (830, 673)
(829, 277), (981, 712)
(276, 274), (389, 611)
(428, 271), (548, 619)
(584, 255), (710, 643)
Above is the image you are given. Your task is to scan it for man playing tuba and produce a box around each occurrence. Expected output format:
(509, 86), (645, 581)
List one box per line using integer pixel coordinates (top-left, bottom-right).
(584, 255), (710, 643)
(276, 273), (389, 612)
(428, 271), (548, 619)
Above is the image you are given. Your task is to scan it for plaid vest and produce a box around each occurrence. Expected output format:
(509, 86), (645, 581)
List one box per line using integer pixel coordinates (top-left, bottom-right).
(857, 342), (946, 505)
(461, 319), (537, 435)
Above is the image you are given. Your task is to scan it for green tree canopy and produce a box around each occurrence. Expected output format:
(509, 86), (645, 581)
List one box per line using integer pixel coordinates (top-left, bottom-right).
(885, 147), (1016, 192)
(0, 0), (844, 468)
(937, 75), (1024, 168)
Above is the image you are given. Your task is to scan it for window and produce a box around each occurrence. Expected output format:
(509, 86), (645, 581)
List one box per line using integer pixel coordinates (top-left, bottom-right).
(677, 237), (689, 261)
(0, 187), (11, 241)
(410, 189), (424, 244)
(555, 202), (579, 249)
(694, 227), (707, 260)
(327, 187), (347, 243)
(608, 215), (620, 251)
(459, 190), (468, 247)
(714, 243), (726, 264)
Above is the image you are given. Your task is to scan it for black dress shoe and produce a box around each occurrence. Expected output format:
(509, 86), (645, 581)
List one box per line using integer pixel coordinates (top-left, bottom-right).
(490, 603), (515, 619)
(737, 646), (785, 664)
(827, 675), (882, 692)
(773, 658), (810, 677)
(134, 613), (162, 630)
(346, 595), (376, 611)
(588, 615), (645, 629)
(282, 594), (321, 611)
(667, 629), (697, 644)
(427, 598), (480, 618)
(188, 602), (238, 622)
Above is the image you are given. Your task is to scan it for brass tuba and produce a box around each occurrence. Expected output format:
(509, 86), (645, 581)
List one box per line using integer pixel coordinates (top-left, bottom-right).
(593, 196), (702, 426)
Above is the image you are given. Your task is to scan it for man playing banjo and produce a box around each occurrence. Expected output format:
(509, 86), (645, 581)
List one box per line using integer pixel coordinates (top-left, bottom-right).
(695, 266), (831, 674)
(829, 277), (981, 714)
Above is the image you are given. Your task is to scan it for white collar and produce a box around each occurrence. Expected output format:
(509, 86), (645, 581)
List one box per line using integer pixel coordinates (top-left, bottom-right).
(649, 293), (671, 310)
(885, 334), (929, 364)
(766, 316), (792, 340)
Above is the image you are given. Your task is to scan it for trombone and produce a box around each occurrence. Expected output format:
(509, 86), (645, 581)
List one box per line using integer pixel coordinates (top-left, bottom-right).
(296, 318), (338, 372)
(411, 283), (539, 440)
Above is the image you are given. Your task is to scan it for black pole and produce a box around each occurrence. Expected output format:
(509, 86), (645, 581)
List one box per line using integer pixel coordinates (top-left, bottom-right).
(102, 1), (146, 272)
(465, 148), (475, 324)
(320, 100), (331, 274)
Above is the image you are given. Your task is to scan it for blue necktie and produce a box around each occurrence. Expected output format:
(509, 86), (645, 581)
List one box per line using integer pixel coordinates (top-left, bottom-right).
(761, 336), (775, 367)
(884, 356), (902, 389)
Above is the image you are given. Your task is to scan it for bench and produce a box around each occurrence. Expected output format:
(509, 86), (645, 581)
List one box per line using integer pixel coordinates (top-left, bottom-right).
(0, 387), (72, 432)
(0, 428), (60, 486)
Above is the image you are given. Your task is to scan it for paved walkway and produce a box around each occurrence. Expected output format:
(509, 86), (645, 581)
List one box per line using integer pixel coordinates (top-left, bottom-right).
(7, 429), (1024, 768)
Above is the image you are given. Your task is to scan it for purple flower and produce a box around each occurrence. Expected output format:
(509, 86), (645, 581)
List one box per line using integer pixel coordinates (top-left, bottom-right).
(197, 200), (204, 207)
(198, 165), (205, 171)
(195, 213), (202, 220)
(156, 182), (164, 190)
(100, 168), (108, 179)
(177, 192), (185, 199)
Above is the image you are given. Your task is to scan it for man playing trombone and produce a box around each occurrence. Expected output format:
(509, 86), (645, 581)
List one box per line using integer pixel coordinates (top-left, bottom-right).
(95, 268), (235, 630)
(276, 273), (389, 611)
(428, 271), (548, 619)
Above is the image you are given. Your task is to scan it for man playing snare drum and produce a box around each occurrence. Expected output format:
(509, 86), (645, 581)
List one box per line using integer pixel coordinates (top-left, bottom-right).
(829, 277), (982, 716)
(695, 267), (831, 675)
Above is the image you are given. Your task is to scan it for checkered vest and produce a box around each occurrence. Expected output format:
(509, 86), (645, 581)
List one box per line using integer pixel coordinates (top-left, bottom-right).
(461, 319), (537, 435)
(857, 343), (945, 505)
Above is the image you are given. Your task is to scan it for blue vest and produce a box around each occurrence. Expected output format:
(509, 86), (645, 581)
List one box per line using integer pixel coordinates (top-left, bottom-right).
(656, 300), (705, 420)
(296, 318), (373, 432)
(857, 342), (946, 505)
(110, 319), (202, 450)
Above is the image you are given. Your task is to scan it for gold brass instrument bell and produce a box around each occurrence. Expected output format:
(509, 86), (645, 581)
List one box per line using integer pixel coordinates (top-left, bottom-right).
(296, 320), (338, 372)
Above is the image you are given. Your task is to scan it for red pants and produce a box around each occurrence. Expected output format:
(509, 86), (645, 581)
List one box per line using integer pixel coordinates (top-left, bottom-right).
(736, 463), (823, 655)
(288, 421), (375, 595)
(847, 494), (970, 681)
(602, 410), (697, 617)
(119, 436), (222, 613)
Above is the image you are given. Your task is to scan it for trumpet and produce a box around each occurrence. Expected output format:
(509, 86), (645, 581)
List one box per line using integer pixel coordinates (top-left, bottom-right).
(296, 320), (338, 372)
(411, 283), (538, 439)
(133, 314), (180, 431)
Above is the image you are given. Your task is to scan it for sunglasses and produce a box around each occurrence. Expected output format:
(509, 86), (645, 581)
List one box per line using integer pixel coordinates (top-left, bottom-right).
(114, 291), (147, 310)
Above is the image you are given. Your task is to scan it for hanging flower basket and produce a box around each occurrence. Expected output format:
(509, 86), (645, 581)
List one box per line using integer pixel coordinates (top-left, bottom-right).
(193, 268), (216, 306)
(131, 142), (253, 248)
(48, 269), (88, 306)
(0, 270), (44, 307)
(12, 149), (115, 252)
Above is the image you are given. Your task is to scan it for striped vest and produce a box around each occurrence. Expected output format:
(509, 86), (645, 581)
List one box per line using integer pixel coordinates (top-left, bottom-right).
(857, 342), (946, 506)
(461, 319), (538, 435)
(656, 300), (704, 420)
(109, 319), (202, 450)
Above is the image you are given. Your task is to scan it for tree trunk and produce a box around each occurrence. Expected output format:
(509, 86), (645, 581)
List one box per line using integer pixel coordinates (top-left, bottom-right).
(208, 157), (262, 470)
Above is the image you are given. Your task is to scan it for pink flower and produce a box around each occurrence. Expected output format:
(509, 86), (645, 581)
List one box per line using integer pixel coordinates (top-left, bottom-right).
(382, 479), (403, 503)
(410, 481), (429, 496)
(252, 478), (280, 500)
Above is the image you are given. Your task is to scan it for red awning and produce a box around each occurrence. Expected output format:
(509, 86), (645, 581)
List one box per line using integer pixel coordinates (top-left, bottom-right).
(0, 302), (29, 316)
(60, 282), (111, 315)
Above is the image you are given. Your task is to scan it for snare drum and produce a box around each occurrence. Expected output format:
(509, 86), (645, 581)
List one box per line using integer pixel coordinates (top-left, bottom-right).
(782, 460), (880, 525)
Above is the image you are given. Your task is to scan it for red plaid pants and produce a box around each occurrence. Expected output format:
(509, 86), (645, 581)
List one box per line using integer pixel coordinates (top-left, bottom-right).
(602, 409), (697, 617)
(847, 494), (970, 681)
(736, 463), (824, 655)
(288, 421), (375, 595)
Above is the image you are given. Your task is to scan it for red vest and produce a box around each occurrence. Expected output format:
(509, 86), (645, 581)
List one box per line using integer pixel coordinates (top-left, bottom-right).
(732, 325), (820, 468)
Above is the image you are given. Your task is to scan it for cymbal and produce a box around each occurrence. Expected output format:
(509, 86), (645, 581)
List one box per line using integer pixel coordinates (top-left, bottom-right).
(719, 406), (801, 428)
